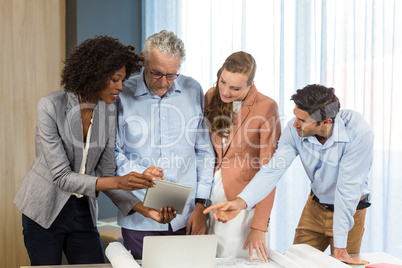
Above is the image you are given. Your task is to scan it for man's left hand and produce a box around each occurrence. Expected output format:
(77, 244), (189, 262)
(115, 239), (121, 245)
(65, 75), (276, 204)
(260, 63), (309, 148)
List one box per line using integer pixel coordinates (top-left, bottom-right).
(143, 167), (164, 179)
(186, 203), (206, 235)
(333, 247), (369, 265)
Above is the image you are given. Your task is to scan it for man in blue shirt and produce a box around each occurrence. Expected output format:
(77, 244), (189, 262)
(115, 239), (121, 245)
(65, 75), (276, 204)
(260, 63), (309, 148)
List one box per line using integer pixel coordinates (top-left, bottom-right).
(115, 30), (214, 259)
(205, 84), (373, 265)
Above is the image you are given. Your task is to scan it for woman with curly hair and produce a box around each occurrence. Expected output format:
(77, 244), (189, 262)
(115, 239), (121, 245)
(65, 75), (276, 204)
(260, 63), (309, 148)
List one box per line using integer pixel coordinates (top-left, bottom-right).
(14, 36), (158, 265)
(204, 51), (281, 263)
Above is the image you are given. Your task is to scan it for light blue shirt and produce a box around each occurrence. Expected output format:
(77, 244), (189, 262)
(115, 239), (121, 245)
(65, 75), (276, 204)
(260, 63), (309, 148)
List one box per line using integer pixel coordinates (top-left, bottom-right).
(115, 70), (214, 232)
(238, 110), (374, 248)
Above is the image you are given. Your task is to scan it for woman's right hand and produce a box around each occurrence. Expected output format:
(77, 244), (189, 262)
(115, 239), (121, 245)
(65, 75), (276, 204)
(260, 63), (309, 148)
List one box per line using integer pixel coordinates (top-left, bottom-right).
(133, 202), (177, 224)
(97, 172), (155, 191)
(117, 171), (156, 191)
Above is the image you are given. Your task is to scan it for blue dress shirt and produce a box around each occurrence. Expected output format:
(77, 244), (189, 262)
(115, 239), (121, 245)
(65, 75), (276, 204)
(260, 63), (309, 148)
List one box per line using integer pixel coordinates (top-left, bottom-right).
(115, 70), (214, 232)
(238, 110), (374, 248)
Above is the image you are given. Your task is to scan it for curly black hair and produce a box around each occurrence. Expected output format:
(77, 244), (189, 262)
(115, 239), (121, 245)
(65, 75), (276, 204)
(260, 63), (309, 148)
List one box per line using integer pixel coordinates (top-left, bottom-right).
(61, 35), (142, 102)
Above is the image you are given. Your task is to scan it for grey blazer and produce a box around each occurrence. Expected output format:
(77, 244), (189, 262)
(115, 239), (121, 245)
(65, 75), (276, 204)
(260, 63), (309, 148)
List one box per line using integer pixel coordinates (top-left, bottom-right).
(14, 90), (140, 229)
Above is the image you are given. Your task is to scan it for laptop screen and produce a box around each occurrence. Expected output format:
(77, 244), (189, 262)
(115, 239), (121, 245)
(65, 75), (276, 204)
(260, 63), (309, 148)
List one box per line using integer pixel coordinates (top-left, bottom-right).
(142, 235), (218, 268)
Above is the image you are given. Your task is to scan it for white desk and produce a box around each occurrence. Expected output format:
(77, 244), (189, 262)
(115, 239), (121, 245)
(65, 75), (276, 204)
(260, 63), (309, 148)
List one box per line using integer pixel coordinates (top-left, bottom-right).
(20, 252), (402, 268)
(350, 253), (402, 267)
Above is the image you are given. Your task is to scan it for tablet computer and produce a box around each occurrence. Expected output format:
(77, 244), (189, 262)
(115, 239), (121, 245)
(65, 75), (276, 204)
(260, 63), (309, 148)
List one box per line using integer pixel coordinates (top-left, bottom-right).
(143, 180), (192, 215)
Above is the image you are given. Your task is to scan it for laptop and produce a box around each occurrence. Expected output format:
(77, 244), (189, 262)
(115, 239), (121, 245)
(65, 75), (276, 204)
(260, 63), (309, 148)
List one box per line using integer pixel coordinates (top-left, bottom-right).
(141, 235), (218, 268)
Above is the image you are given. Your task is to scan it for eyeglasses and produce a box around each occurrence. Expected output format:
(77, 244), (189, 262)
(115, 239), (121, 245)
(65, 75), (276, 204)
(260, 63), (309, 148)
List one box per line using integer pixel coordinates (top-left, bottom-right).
(147, 67), (180, 81)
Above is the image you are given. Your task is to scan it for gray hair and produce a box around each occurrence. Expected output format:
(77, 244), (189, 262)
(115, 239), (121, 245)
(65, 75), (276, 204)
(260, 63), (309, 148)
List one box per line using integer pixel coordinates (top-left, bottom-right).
(143, 30), (186, 65)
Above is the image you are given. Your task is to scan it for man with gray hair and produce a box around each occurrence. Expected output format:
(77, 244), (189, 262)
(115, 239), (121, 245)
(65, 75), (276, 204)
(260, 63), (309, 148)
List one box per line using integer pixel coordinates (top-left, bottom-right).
(115, 30), (214, 259)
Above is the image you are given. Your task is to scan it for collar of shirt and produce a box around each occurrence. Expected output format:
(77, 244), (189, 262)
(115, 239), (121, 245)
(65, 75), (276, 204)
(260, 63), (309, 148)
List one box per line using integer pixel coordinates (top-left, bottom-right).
(302, 113), (350, 148)
(133, 70), (182, 98)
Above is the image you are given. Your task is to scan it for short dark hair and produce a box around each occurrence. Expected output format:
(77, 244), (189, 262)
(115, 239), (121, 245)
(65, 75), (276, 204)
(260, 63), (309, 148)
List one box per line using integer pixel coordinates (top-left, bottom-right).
(61, 35), (142, 102)
(290, 84), (340, 123)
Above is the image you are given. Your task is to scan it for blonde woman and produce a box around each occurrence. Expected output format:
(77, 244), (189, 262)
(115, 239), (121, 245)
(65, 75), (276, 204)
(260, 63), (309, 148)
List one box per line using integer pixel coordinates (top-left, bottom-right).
(205, 51), (281, 262)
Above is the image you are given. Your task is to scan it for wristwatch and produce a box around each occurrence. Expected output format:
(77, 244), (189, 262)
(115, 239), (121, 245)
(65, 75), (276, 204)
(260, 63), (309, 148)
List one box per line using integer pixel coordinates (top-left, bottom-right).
(195, 198), (212, 208)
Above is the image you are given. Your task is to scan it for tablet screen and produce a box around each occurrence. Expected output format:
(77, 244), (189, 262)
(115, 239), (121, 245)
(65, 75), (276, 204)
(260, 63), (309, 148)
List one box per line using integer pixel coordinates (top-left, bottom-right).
(143, 180), (192, 214)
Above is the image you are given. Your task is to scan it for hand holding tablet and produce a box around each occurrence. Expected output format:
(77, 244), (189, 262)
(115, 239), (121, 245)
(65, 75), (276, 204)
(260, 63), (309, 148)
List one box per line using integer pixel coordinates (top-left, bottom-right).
(143, 180), (192, 215)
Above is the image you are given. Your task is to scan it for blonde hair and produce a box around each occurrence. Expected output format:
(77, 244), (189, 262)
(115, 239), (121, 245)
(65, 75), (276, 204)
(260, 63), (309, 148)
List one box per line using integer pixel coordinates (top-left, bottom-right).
(205, 51), (256, 136)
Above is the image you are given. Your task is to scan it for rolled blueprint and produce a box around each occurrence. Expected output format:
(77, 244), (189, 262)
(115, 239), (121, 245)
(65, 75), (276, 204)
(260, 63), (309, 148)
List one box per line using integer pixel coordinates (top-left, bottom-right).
(287, 244), (350, 268)
(105, 242), (141, 268)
